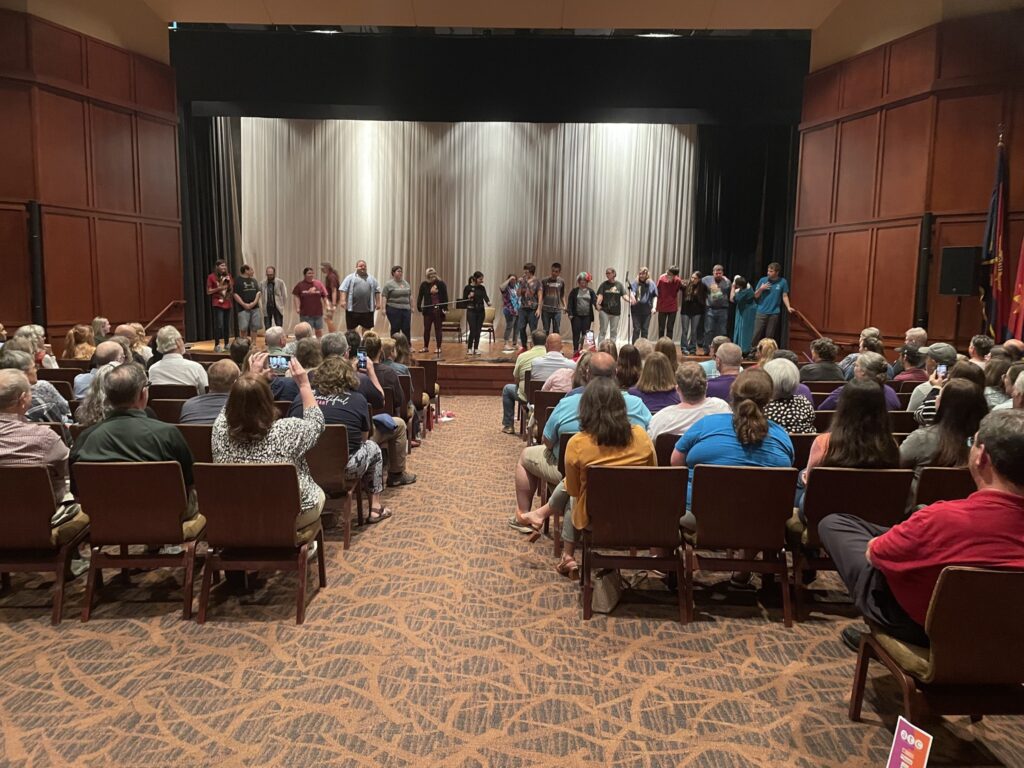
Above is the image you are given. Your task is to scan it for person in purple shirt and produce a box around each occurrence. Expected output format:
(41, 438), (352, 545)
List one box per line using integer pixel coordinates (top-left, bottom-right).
(627, 351), (681, 415)
(705, 342), (744, 402)
(817, 351), (901, 411)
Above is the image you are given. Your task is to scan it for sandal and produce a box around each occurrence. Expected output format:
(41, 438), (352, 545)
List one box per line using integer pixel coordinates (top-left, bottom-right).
(366, 507), (393, 524)
(556, 557), (579, 580)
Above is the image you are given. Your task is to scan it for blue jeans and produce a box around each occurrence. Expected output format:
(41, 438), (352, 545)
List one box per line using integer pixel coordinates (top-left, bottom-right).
(704, 307), (728, 352)
(631, 306), (652, 342)
(679, 314), (702, 353)
(517, 308), (539, 347)
(385, 306), (412, 341)
(541, 308), (562, 334)
(503, 309), (517, 343)
(212, 307), (231, 347)
(502, 383), (522, 427)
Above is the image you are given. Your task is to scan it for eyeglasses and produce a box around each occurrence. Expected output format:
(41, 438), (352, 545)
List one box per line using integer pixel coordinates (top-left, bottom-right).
(967, 435), (976, 448)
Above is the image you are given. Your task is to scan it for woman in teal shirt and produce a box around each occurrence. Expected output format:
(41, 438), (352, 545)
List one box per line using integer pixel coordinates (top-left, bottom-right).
(731, 276), (756, 356)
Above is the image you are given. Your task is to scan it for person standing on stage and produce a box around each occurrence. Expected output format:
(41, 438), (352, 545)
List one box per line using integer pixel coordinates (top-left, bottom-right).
(500, 274), (520, 352)
(567, 272), (597, 354)
(596, 268), (626, 344)
(516, 263), (542, 350)
(321, 262), (341, 332)
(382, 265), (413, 342)
(540, 263), (566, 335)
(463, 272), (491, 356)
(233, 264), (262, 341)
(416, 267), (449, 353)
(629, 267), (657, 343)
(206, 260), (233, 352)
(260, 265), (287, 330)
(292, 267), (329, 339)
(338, 260), (381, 332)
(701, 265), (731, 356)
(679, 271), (706, 356)
(750, 261), (793, 346)
(730, 276), (756, 356)
(655, 266), (683, 339)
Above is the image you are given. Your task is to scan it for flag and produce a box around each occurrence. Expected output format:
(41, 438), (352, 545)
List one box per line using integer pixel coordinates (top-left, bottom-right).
(980, 140), (1009, 341)
(1010, 235), (1024, 340)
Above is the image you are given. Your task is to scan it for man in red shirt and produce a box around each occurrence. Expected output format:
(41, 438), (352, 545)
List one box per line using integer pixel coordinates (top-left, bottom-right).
(292, 267), (329, 339)
(820, 409), (1024, 649)
(206, 260), (233, 352)
(654, 267), (682, 340)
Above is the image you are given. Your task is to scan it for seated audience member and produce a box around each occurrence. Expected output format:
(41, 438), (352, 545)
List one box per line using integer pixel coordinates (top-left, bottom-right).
(288, 355), (390, 523)
(111, 325), (148, 365)
(914, 360), (985, 427)
(907, 342), (958, 412)
(229, 338), (251, 368)
(264, 326), (287, 355)
(634, 337), (655, 363)
(837, 327), (880, 378)
(541, 365), (576, 393)
(0, 348), (70, 423)
(12, 326), (57, 369)
(900, 378), (987, 487)
(1013, 372), (1024, 410)
(770, 349), (815, 401)
(62, 324), (96, 360)
(699, 336), (731, 380)
(752, 338), (778, 368)
(212, 355), (324, 531)
(0, 323), (6, 350)
(888, 327), (928, 378)
(552, 377), (657, 578)
(76, 362), (133, 428)
(820, 409), (1024, 649)
(530, 333), (576, 383)
(1003, 338), (1024, 361)
(984, 358), (1012, 410)
(671, 369), (794, 529)
(614, 344), (642, 389)
(148, 326), (209, 394)
(817, 352), (900, 411)
(596, 339), (617, 360)
(322, 331), (385, 412)
(294, 338), (323, 372)
(968, 333), (994, 368)
(988, 345), (1011, 363)
(799, 337), (844, 382)
(282, 322), (313, 355)
(628, 352), (681, 414)
(380, 337), (420, 442)
(843, 336), (885, 381)
(892, 345), (928, 383)
(392, 332), (414, 367)
(179, 359), (240, 424)
(993, 362), (1024, 411)
(362, 332), (416, 487)
(91, 317), (110, 344)
(128, 323), (153, 362)
(500, 330), (548, 434)
(763, 358), (816, 433)
(654, 337), (678, 368)
(73, 340), (126, 398)
(705, 342), (744, 402)
(647, 362), (730, 441)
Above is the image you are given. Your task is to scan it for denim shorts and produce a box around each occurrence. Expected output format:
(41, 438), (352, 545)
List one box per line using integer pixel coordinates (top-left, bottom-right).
(237, 309), (262, 332)
(300, 315), (324, 330)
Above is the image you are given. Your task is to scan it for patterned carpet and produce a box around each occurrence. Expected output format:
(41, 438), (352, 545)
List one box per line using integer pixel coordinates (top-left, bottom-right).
(1, 395), (1022, 767)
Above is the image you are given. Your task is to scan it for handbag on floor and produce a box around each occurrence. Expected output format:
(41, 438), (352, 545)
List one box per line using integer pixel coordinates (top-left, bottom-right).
(590, 568), (624, 614)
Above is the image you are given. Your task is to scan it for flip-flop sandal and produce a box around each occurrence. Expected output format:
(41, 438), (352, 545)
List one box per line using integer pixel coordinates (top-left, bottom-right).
(366, 507), (393, 524)
(555, 558), (579, 580)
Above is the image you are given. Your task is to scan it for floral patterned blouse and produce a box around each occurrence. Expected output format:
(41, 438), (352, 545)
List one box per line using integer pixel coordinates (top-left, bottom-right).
(764, 395), (816, 434)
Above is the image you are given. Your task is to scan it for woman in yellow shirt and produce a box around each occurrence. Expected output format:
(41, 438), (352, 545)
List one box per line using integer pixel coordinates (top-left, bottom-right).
(558, 377), (656, 578)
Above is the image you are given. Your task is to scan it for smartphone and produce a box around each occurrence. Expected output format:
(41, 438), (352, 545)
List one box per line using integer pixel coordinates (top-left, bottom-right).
(357, 348), (368, 371)
(268, 354), (291, 376)
(585, 330), (595, 346)
(936, 364), (947, 378)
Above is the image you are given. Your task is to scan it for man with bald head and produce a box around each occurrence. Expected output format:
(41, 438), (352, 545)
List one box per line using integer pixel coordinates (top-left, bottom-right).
(73, 340), (125, 399)
(1004, 338), (1024, 361)
(179, 359), (240, 424)
(529, 333), (575, 383)
(705, 342), (743, 402)
(282, 322), (312, 355)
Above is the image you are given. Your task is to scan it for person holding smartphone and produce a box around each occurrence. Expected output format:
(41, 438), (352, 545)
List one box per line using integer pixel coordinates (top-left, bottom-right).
(462, 271), (491, 356)
(566, 272), (597, 354)
(206, 260), (233, 352)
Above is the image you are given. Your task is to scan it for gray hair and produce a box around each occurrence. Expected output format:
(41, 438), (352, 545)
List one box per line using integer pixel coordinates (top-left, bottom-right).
(855, 351), (888, 385)
(155, 325), (182, 354)
(906, 327), (927, 345)
(293, 322), (313, 341)
(715, 342), (743, 369)
(0, 369), (30, 410)
(710, 335), (731, 355)
(76, 363), (119, 427)
(13, 325), (44, 353)
(1014, 373), (1024, 397)
(265, 326), (286, 349)
(763, 358), (800, 399)
(634, 337), (654, 361)
(0, 349), (34, 373)
(321, 332), (349, 359)
(103, 363), (148, 409)
(976, 410), (1024, 485)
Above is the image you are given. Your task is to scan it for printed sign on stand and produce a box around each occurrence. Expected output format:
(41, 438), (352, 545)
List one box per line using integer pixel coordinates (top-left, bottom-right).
(886, 716), (933, 768)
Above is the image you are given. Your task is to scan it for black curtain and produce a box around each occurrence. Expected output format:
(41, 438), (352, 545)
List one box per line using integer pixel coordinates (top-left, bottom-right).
(179, 113), (241, 341)
(692, 124), (798, 340)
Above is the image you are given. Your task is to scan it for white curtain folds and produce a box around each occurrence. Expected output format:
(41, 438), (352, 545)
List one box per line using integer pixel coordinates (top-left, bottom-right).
(241, 118), (696, 341)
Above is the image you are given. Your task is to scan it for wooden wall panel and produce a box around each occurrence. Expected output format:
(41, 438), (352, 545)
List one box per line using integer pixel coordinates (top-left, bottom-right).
(0, 83), (36, 200)
(141, 224), (183, 317)
(869, 224), (920, 333)
(790, 233), (830, 329)
(0, 10), (29, 73)
(133, 56), (176, 115)
(137, 117), (179, 219)
(840, 48), (884, 111)
(938, 14), (1014, 81)
(885, 27), (936, 99)
(835, 114), (879, 224)
(35, 90), (89, 208)
(930, 92), (1004, 214)
(94, 218), (141, 321)
(90, 105), (137, 213)
(85, 39), (132, 103)
(877, 99), (931, 219)
(41, 212), (94, 325)
(29, 18), (83, 87)
(1010, 91), (1024, 212)
(826, 230), (871, 331)
(796, 125), (835, 229)
(928, 219), (985, 344)
(802, 66), (840, 124)
(0, 207), (31, 328)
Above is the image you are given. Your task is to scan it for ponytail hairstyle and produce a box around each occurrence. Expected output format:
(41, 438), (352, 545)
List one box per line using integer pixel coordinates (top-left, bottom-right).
(730, 369), (773, 445)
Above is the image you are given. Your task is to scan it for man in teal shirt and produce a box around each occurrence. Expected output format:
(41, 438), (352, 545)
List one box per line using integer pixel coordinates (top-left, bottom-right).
(750, 262), (792, 346)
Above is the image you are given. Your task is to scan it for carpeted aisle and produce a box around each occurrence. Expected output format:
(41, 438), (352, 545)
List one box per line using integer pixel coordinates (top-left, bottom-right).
(1, 395), (1022, 766)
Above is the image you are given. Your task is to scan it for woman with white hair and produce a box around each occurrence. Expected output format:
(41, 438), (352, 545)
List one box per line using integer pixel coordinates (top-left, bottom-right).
(763, 358), (816, 433)
(14, 325), (57, 368)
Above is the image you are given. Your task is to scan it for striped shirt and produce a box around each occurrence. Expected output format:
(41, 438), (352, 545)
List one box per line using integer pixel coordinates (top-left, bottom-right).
(0, 412), (70, 502)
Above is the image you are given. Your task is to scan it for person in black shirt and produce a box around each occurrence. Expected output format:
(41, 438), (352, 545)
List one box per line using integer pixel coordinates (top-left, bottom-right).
(595, 268), (626, 344)
(462, 271), (491, 356)
(233, 264), (262, 340)
(416, 268), (449, 353)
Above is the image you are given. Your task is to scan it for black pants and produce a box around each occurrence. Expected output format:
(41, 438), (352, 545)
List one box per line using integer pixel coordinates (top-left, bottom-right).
(466, 308), (485, 350)
(212, 307), (231, 347)
(631, 307), (651, 342)
(818, 514), (929, 646)
(264, 306), (283, 329)
(385, 306), (412, 341)
(751, 313), (781, 346)
(346, 311), (375, 331)
(657, 311), (676, 340)
(570, 315), (591, 352)
(422, 311), (443, 350)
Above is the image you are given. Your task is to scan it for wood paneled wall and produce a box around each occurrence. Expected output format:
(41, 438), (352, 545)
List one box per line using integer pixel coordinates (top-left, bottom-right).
(0, 10), (181, 339)
(792, 10), (1024, 353)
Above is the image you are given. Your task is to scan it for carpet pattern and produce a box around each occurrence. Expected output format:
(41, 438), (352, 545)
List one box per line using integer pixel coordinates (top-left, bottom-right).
(1, 395), (1022, 767)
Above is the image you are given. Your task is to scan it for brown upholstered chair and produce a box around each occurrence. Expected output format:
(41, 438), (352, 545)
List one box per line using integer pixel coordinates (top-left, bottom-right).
(0, 466), (90, 624)
(68, 399), (80, 418)
(73, 461), (206, 621)
(581, 466), (689, 621)
(897, 379), (925, 393)
(149, 398), (185, 423)
(193, 463), (326, 625)
(914, 467), (975, 508)
(55, 359), (90, 371)
(150, 383), (201, 399)
(685, 465), (800, 626)
(441, 308), (464, 343)
(892, 432), (911, 445)
(38, 368), (79, 385)
(850, 566), (1024, 723)
(889, 411), (918, 433)
(175, 424), (213, 463)
(48, 380), (73, 401)
(813, 410), (835, 432)
(811, 392), (830, 409)
(531, 390), (566, 445)
(408, 366), (429, 435)
(791, 467), (914, 618)
(306, 425), (361, 549)
(271, 401), (289, 418)
(549, 431), (575, 557)
(396, 374), (414, 439)
(481, 306), (497, 343)
(788, 432), (817, 469)
(654, 433), (680, 467)
(897, 392), (912, 409)
(517, 370), (534, 437)
(805, 380), (845, 394)
(419, 358), (440, 418)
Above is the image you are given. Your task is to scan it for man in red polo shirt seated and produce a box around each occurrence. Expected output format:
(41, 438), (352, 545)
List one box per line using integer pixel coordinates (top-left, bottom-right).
(820, 409), (1024, 649)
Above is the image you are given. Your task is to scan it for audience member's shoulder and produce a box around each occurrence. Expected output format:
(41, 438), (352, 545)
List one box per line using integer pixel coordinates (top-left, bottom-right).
(705, 397), (731, 413)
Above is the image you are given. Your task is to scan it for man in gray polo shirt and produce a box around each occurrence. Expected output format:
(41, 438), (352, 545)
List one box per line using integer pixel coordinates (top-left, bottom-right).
(339, 260), (382, 332)
(906, 342), (959, 413)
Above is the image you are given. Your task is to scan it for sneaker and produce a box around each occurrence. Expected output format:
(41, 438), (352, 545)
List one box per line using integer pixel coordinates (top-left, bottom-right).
(386, 471), (417, 487)
(508, 517), (534, 534)
(501, 425), (516, 434)
(213, 345), (223, 353)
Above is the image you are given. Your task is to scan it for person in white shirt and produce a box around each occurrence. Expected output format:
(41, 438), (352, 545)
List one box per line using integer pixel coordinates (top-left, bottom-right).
(647, 361), (731, 441)
(282, 322), (313, 355)
(529, 333), (576, 383)
(148, 326), (208, 394)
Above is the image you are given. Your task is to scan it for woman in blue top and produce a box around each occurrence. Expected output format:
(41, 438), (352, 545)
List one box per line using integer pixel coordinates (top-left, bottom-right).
(730, 276), (756, 356)
(671, 369), (793, 530)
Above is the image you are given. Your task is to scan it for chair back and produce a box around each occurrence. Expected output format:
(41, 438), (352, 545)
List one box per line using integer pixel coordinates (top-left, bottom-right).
(802, 467), (914, 548)
(150, 399), (185, 423)
(442, 308), (464, 326)
(73, 461), (189, 545)
(690, 465), (799, 550)
(811, 392), (830, 408)
(813, 410), (835, 432)
(273, 401), (291, 418)
(914, 467), (975, 507)
(397, 374), (412, 410)
(420, 359), (438, 398)
(69, 399), (80, 417)
(194, 462), (303, 548)
(538, 406), (556, 440)
(897, 392), (912, 409)
(893, 432), (911, 445)
(898, 379), (924, 393)
(483, 306), (496, 324)
(409, 366), (426, 406)
(38, 368), (78, 385)
(175, 424), (213, 463)
(889, 410), (918, 433)
(533, 390), (565, 423)
(526, 378), (544, 404)
(926, 567), (1024, 685)
(805, 380), (845, 393)
(556, 431), (574, 477)
(587, 466), (689, 549)
(654, 433), (680, 467)
(56, 358), (90, 371)
(0, 465), (60, 549)
(150, 383), (200, 399)
(48, 380), (73, 401)
(306, 425), (351, 496)
(789, 433), (817, 468)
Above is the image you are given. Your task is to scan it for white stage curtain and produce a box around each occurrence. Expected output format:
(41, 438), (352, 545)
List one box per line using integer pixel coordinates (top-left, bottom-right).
(241, 118), (696, 342)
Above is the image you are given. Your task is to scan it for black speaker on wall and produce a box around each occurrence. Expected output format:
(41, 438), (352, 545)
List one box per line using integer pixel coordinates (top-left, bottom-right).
(938, 246), (980, 296)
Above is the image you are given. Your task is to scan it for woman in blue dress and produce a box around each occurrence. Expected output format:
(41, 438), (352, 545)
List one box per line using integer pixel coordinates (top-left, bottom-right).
(731, 276), (756, 356)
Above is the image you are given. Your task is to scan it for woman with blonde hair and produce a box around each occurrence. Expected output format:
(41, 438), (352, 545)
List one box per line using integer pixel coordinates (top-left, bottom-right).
(91, 317), (110, 344)
(628, 351), (681, 414)
(62, 324), (96, 360)
(753, 337), (778, 368)
(128, 322), (153, 361)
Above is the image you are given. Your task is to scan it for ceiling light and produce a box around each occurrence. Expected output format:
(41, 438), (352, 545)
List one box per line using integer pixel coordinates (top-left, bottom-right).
(637, 32), (680, 38)
(311, 29), (341, 34)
